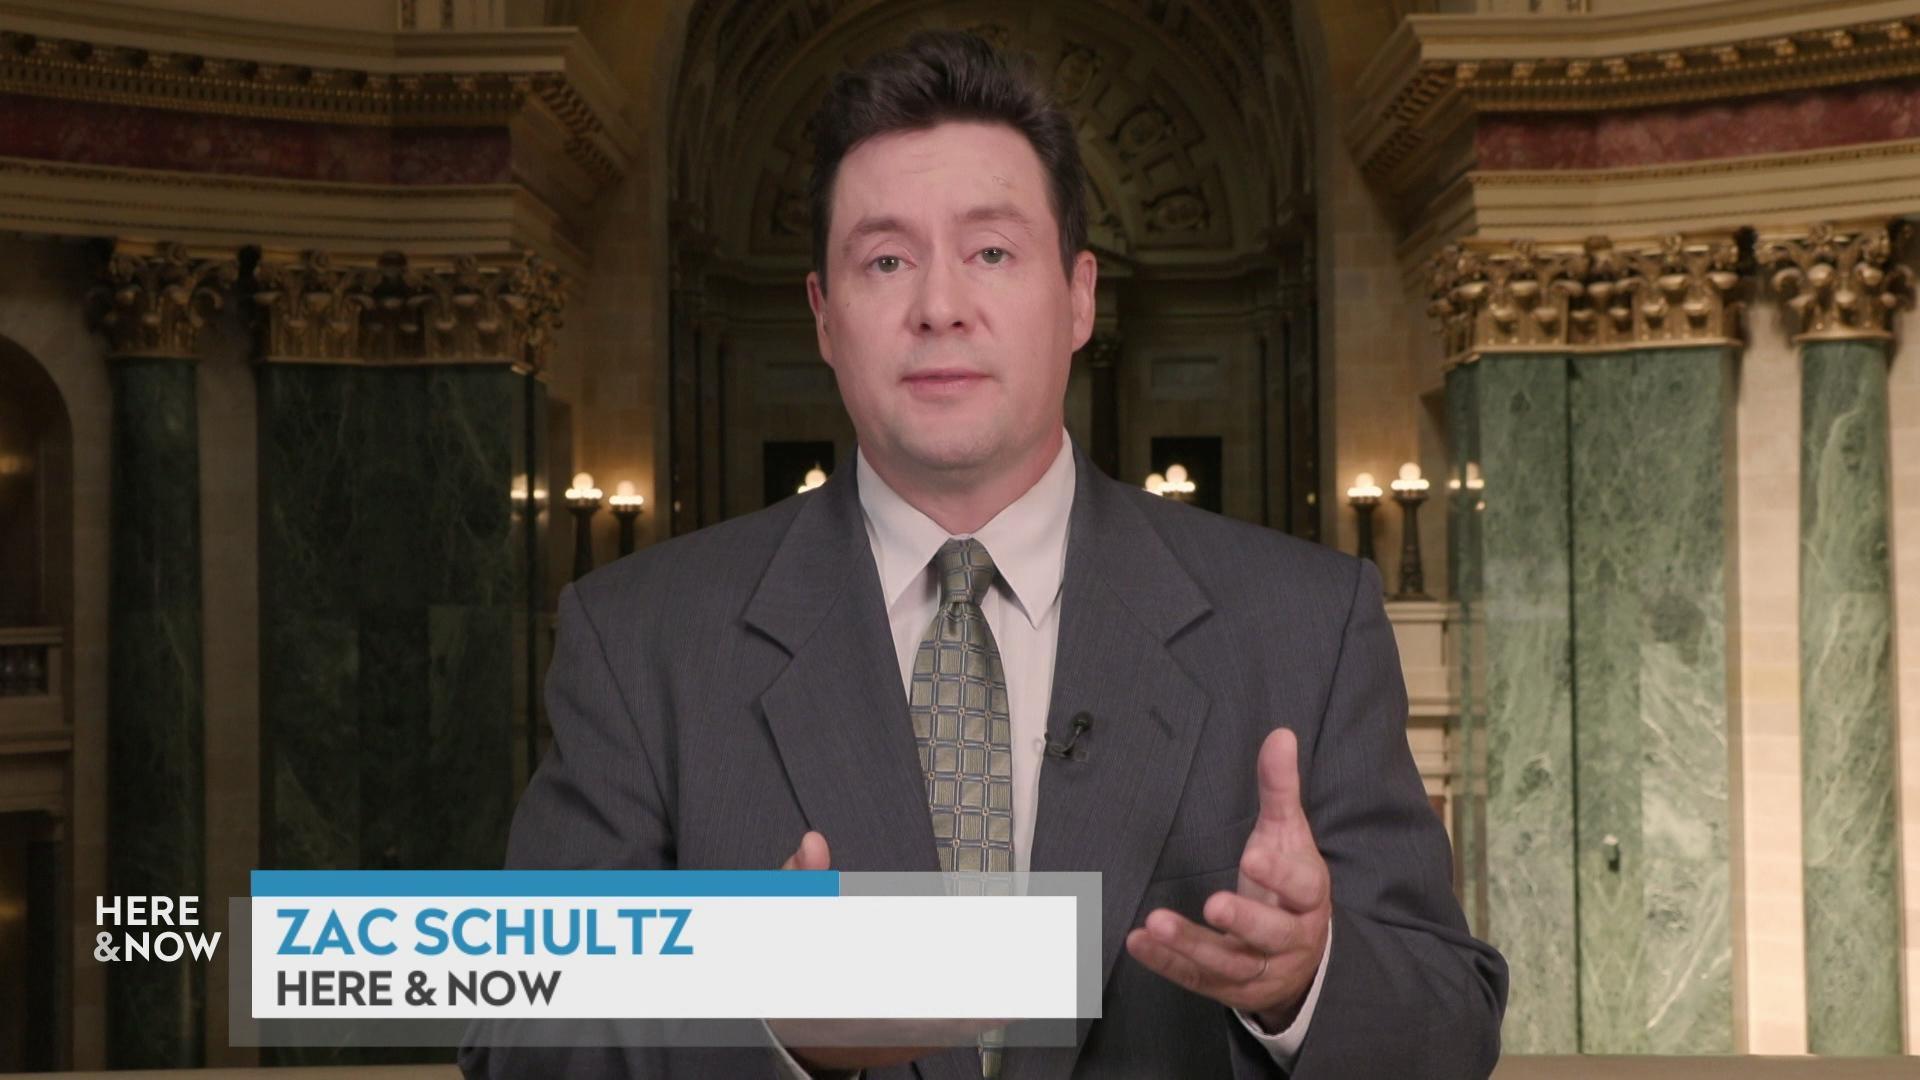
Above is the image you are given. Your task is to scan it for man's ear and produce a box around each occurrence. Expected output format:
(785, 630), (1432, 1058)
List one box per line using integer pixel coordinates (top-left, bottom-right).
(1068, 250), (1098, 353)
(806, 270), (834, 366)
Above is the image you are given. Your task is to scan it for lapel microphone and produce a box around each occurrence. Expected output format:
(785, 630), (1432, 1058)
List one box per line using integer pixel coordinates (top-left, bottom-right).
(1045, 712), (1093, 761)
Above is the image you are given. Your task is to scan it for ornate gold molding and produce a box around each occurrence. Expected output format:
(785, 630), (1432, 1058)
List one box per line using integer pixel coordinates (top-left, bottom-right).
(0, 20), (634, 185)
(1351, 7), (1920, 200)
(1428, 233), (1744, 366)
(1756, 222), (1913, 343)
(91, 240), (237, 359)
(252, 249), (566, 373)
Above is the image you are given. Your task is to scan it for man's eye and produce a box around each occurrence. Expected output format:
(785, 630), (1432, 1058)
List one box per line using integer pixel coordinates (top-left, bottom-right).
(979, 247), (1008, 265)
(871, 255), (903, 273)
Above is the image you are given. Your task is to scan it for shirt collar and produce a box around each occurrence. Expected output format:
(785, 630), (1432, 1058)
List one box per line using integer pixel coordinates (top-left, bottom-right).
(856, 432), (1075, 629)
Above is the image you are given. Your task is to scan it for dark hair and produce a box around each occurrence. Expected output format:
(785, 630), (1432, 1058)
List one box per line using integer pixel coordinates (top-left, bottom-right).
(806, 29), (1088, 290)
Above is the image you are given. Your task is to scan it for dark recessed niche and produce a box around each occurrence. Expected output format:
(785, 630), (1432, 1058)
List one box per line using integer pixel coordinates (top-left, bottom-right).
(764, 440), (836, 508)
(1150, 435), (1223, 514)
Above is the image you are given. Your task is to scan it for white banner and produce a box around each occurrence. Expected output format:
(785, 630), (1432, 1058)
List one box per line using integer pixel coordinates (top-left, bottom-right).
(251, 891), (1079, 1020)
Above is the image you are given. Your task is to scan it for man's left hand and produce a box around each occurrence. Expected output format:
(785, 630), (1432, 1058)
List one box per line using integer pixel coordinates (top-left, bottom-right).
(1124, 727), (1332, 1032)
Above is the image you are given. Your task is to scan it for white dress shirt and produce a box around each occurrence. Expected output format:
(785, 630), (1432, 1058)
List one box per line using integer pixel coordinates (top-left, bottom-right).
(771, 431), (1328, 1075)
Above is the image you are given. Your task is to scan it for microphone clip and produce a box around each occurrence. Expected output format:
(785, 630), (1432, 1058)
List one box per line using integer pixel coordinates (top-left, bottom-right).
(1044, 712), (1093, 762)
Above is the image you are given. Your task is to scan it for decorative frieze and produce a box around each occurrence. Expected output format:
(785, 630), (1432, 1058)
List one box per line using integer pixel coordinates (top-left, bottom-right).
(1756, 222), (1913, 342)
(90, 240), (238, 359)
(1429, 234), (1744, 366)
(1353, 11), (1920, 195)
(252, 250), (567, 372)
(0, 27), (628, 185)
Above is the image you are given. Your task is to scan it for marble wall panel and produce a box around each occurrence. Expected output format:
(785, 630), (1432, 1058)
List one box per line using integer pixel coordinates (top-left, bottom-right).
(1570, 348), (1735, 1054)
(260, 364), (532, 879)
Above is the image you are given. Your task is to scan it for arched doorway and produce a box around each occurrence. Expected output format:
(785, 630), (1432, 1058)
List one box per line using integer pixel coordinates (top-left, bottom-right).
(665, 0), (1320, 536)
(0, 333), (75, 1071)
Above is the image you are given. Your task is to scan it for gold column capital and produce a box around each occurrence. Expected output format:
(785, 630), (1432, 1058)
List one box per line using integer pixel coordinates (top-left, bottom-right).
(1755, 221), (1913, 343)
(251, 249), (380, 363)
(251, 249), (567, 374)
(91, 240), (239, 360)
(1582, 233), (1745, 351)
(1428, 233), (1745, 366)
(391, 252), (567, 372)
(1427, 238), (1592, 366)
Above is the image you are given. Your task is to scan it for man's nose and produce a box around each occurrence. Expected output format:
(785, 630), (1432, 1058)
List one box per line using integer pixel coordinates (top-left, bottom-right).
(910, 255), (970, 333)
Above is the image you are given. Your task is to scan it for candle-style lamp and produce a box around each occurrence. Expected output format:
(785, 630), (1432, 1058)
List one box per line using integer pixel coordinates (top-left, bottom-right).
(797, 466), (828, 494)
(1390, 462), (1431, 600)
(564, 471), (604, 581)
(610, 481), (646, 558)
(1144, 464), (1196, 503)
(1345, 472), (1383, 566)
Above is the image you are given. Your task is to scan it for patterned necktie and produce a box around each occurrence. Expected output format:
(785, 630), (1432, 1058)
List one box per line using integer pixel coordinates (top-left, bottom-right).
(909, 537), (1013, 1077)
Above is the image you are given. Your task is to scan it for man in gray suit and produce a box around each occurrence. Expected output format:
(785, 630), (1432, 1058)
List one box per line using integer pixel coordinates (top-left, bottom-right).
(462, 29), (1504, 1080)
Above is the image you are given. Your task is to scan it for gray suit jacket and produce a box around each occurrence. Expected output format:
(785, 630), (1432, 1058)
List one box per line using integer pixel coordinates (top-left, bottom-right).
(460, 444), (1506, 1079)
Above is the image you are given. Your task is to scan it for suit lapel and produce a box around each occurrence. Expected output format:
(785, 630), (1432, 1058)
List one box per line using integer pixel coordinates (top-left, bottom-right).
(747, 466), (940, 874)
(1012, 446), (1212, 1080)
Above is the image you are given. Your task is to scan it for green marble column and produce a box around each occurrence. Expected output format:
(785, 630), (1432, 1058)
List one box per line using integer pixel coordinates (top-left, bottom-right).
(1799, 338), (1901, 1055)
(258, 363), (534, 1065)
(1447, 355), (1578, 1053)
(1569, 347), (1735, 1053)
(106, 356), (206, 1068)
(260, 364), (529, 876)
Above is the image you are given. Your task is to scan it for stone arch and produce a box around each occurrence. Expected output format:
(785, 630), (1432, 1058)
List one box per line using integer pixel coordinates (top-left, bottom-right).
(665, 0), (1323, 533)
(674, 0), (1313, 265)
(0, 324), (77, 1071)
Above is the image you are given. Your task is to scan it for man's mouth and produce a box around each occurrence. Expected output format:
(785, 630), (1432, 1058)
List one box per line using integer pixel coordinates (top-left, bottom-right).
(903, 368), (985, 384)
(902, 368), (988, 396)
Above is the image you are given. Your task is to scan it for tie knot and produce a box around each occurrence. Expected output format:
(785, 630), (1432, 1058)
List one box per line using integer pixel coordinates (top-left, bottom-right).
(933, 538), (997, 608)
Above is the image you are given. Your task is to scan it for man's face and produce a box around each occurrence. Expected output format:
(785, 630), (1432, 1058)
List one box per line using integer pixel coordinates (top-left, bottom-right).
(807, 120), (1096, 483)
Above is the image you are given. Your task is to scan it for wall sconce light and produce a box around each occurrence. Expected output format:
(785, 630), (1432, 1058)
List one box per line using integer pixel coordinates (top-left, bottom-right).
(565, 471), (604, 581)
(1390, 462), (1431, 600)
(1345, 472), (1382, 566)
(610, 481), (646, 557)
(797, 466), (828, 494)
(1144, 463), (1196, 502)
(510, 474), (549, 520)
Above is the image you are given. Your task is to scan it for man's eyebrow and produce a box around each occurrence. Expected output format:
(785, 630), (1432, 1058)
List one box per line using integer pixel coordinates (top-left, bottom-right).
(839, 204), (1037, 256)
(958, 203), (1035, 233)
(841, 215), (917, 255)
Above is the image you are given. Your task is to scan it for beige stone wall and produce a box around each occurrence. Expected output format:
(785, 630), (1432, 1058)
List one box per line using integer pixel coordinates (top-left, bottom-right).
(551, 160), (671, 565)
(1731, 297), (1810, 1054)
(542, 0), (687, 565)
(1317, 132), (1429, 588)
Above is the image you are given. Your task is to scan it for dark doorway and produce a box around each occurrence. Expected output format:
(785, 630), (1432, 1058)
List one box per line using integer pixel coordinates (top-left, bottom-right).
(1150, 435), (1223, 514)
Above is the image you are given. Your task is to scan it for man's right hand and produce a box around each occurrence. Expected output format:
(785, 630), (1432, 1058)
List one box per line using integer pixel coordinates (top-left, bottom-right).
(769, 831), (1002, 1073)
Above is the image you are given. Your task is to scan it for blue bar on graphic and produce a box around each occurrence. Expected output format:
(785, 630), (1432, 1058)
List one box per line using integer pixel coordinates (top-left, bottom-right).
(250, 869), (840, 897)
